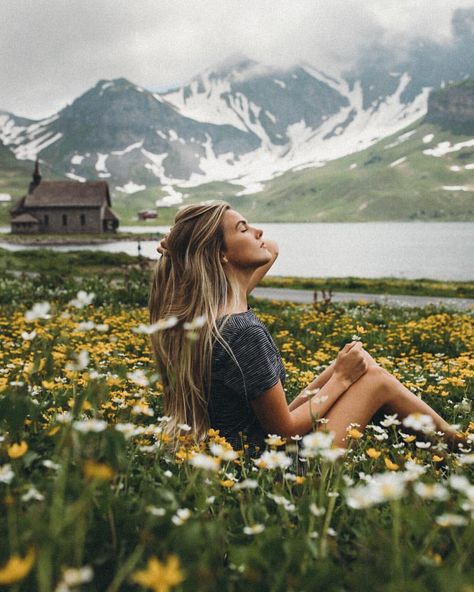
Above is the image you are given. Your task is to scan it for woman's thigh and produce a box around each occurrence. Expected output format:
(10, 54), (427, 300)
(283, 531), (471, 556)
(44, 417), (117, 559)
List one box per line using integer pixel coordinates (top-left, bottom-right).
(316, 365), (389, 447)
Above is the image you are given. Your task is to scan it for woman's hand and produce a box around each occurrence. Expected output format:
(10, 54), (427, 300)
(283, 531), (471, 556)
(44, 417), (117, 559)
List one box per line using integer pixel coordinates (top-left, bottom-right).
(333, 341), (368, 389)
(156, 234), (169, 255)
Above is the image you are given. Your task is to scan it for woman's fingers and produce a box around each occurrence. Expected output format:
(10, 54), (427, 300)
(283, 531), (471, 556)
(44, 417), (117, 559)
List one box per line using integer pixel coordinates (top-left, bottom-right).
(156, 235), (169, 254)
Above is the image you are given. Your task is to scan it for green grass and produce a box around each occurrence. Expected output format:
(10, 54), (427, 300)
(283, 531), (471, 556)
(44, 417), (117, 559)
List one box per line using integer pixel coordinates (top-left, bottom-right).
(0, 248), (472, 299)
(0, 231), (163, 244)
(260, 276), (474, 299)
(0, 270), (472, 591)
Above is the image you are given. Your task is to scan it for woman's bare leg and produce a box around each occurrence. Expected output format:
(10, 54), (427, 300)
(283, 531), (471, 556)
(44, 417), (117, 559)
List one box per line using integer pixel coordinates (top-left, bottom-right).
(318, 365), (454, 448)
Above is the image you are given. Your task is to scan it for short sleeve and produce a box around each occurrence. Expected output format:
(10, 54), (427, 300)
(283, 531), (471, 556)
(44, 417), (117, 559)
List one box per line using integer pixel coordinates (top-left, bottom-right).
(222, 325), (282, 401)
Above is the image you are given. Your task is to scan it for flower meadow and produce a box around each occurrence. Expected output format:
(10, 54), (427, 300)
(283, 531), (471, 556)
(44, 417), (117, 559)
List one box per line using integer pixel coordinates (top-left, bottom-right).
(0, 272), (473, 592)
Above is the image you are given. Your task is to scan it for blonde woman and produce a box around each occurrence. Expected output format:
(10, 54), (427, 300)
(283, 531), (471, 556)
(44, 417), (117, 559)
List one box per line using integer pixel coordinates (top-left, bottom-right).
(149, 201), (464, 455)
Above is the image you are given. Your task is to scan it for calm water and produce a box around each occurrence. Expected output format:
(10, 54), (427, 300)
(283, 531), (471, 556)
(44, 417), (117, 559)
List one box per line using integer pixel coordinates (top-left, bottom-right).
(1, 223), (473, 281)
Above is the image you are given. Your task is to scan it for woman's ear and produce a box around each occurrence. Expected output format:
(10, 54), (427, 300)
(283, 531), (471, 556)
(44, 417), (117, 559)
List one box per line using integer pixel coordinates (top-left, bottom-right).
(221, 255), (228, 264)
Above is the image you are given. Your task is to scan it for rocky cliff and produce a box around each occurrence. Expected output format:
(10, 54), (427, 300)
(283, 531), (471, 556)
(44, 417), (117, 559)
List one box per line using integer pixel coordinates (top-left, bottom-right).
(425, 79), (474, 133)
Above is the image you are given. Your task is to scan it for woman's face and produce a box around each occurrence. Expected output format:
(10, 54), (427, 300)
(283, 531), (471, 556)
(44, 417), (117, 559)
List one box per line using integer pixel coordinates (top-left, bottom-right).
(220, 209), (272, 270)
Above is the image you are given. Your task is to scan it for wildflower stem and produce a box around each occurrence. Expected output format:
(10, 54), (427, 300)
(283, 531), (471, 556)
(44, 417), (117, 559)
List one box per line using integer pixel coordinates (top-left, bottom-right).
(6, 488), (19, 552)
(105, 544), (145, 592)
(391, 498), (403, 582)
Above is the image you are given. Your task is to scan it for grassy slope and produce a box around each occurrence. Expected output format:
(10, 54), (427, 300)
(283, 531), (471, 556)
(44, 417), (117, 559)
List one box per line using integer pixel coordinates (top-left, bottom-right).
(1, 118), (473, 225)
(237, 120), (474, 222)
(0, 143), (32, 225)
(114, 119), (474, 224)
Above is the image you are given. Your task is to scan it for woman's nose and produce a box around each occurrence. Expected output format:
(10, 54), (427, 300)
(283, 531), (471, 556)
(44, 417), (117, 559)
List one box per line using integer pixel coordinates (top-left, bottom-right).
(255, 227), (263, 238)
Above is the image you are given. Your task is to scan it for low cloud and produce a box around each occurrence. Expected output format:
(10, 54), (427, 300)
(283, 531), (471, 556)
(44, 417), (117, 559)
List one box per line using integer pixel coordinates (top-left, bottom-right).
(1, 0), (473, 119)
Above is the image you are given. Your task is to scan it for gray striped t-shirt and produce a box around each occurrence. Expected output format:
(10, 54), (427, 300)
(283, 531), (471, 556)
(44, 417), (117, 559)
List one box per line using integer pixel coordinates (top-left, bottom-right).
(208, 308), (286, 453)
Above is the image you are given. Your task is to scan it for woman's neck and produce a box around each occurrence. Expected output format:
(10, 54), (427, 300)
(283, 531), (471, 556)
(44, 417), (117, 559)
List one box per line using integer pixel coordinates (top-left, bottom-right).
(220, 276), (250, 316)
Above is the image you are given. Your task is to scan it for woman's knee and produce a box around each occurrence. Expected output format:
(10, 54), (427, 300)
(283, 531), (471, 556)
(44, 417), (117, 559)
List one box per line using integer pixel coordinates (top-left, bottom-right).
(346, 364), (389, 402)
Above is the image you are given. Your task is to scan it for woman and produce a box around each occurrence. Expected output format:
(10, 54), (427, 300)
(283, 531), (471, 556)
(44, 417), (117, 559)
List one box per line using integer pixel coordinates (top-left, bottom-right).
(149, 201), (463, 455)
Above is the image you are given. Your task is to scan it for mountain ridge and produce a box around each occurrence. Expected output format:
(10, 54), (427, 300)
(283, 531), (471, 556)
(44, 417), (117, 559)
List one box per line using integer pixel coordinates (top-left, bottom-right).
(0, 7), (473, 220)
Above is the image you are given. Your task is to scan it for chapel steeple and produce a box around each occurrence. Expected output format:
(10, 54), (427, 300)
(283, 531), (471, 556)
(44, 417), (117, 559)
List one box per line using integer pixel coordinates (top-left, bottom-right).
(28, 159), (42, 193)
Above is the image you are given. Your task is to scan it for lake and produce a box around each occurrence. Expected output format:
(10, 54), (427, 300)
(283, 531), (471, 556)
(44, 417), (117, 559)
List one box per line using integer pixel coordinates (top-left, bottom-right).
(1, 222), (473, 281)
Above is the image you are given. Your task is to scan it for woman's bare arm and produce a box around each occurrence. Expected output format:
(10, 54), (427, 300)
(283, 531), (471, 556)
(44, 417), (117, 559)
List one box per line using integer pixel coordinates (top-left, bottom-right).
(246, 239), (279, 295)
(287, 346), (380, 412)
(251, 374), (349, 437)
(288, 361), (336, 411)
(251, 342), (368, 437)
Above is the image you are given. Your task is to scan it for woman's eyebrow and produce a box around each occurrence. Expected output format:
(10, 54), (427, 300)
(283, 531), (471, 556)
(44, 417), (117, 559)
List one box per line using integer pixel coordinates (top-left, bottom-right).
(235, 220), (248, 229)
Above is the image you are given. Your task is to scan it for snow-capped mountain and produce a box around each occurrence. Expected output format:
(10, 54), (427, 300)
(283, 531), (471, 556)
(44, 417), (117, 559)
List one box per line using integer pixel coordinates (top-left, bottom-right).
(1, 8), (473, 204)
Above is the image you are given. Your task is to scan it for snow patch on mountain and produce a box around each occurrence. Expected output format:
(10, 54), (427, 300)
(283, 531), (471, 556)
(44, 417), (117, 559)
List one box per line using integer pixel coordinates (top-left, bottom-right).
(155, 185), (187, 207)
(71, 154), (85, 165)
(66, 172), (86, 182)
(15, 131), (62, 160)
(423, 139), (474, 157)
(95, 153), (108, 172)
(116, 182), (146, 194)
(164, 75), (248, 131)
(443, 185), (472, 191)
(0, 115), (27, 144)
(141, 149), (173, 183)
(384, 130), (417, 149)
(390, 156), (407, 167)
(112, 141), (144, 156)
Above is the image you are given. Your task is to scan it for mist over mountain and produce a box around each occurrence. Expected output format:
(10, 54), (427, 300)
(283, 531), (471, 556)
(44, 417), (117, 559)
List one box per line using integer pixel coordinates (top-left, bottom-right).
(0, 8), (473, 208)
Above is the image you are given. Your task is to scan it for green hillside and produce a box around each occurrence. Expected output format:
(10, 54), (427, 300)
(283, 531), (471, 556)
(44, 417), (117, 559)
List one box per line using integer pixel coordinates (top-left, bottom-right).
(1, 118), (473, 226)
(0, 144), (59, 226)
(0, 143), (31, 225)
(116, 118), (474, 224)
(221, 119), (474, 222)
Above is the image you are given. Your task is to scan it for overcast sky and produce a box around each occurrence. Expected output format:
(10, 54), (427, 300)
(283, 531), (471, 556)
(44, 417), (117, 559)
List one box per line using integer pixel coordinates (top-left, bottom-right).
(1, 0), (473, 120)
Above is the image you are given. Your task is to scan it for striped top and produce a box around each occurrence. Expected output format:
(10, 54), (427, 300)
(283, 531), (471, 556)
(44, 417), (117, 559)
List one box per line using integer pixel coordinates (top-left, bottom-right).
(208, 308), (286, 454)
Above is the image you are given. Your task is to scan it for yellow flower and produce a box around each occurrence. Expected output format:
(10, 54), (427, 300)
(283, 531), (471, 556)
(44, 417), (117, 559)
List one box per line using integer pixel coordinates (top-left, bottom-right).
(432, 455), (444, 463)
(47, 426), (60, 436)
(131, 555), (185, 592)
(384, 457), (400, 471)
(8, 441), (28, 459)
(295, 476), (305, 485)
(3, 495), (15, 506)
(346, 428), (363, 439)
(83, 460), (114, 481)
(264, 435), (286, 447)
(0, 547), (35, 585)
(219, 479), (235, 488)
(175, 448), (193, 462)
(403, 435), (416, 443)
(366, 448), (382, 459)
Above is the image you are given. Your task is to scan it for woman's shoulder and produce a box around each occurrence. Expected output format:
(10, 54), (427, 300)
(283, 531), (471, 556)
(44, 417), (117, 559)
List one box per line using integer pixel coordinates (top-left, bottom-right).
(214, 310), (277, 363)
(216, 309), (265, 337)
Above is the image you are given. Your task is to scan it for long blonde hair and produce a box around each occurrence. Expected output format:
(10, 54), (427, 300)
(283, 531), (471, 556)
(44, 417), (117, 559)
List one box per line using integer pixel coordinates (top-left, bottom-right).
(149, 201), (242, 443)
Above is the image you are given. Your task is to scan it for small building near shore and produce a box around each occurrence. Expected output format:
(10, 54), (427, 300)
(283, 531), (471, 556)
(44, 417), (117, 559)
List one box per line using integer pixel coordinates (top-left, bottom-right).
(137, 209), (158, 220)
(10, 161), (120, 234)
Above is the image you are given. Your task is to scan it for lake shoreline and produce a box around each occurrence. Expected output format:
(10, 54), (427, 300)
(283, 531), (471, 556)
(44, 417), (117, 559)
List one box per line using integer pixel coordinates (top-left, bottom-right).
(0, 231), (163, 246)
(0, 222), (472, 282)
